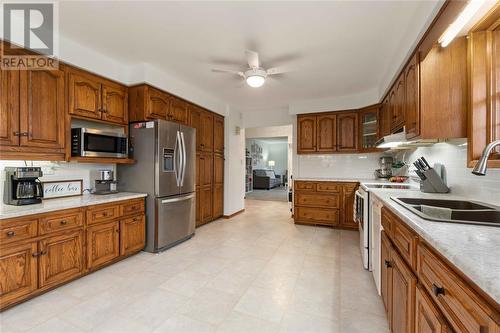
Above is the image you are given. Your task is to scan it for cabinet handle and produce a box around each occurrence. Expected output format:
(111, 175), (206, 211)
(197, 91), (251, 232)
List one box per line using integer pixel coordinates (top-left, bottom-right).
(60, 220), (68, 225)
(384, 260), (392, 268)
(432, 283), (445, 296)
(40, 250), (47, 256)
(13, 131), (21, 136)
(32, 252), (41, 257)
(6, 231), (15, 237)
(102, 212), (108, 217)
(20, 132), (29, 136)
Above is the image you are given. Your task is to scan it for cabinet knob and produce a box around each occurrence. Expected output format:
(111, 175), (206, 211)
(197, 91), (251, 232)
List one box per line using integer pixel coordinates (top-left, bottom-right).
(6, 231), (15, 237)
(103, 212), (108, 217)
(60, 220), (68, 225)
(384, 260), (392, 268)
(432, 283), (445, 296)
(32, 252), (41, 257)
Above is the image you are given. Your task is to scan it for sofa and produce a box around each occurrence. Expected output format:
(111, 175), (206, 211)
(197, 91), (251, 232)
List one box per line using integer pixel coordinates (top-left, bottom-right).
(253, 169), (281, 190)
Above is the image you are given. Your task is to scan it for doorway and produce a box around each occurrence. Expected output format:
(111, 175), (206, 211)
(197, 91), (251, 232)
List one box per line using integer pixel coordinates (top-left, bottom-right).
(244, 125), (292, 203)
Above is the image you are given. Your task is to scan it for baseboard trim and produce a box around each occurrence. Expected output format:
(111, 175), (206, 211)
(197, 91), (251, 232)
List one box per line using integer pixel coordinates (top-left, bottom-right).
(223, 209), (245, 219)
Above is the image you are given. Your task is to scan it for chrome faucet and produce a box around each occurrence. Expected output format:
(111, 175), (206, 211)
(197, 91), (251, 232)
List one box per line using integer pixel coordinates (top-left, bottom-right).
(472, 140), (500, 176)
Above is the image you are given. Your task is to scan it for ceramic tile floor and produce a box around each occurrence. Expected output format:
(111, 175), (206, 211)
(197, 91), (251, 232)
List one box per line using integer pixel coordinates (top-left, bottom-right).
(0, 200), (389, 333)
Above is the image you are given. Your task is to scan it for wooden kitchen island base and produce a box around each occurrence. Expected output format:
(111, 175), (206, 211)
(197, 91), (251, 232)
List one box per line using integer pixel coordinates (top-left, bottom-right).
(293, 180), (358, 229)
(0, 197), (146, 311)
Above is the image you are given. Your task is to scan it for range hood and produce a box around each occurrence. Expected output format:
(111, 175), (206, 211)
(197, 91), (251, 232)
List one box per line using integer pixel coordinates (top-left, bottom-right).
(376, 127), (439, 149)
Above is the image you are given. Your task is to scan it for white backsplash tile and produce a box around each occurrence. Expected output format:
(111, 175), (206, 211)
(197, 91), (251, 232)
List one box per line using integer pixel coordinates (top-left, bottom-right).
(296, 152), (384, 179)
(396, 140), (500, 206)
(0, 160), (115, 200)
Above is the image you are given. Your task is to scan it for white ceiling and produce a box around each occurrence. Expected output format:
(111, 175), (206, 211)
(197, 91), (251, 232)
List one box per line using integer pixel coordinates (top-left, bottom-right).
(59, 1), (441, 110)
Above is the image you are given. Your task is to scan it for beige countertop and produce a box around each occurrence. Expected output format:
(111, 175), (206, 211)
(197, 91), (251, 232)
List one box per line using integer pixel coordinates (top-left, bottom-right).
(0, 192), (148, 220)
(370, 188), (500, 305)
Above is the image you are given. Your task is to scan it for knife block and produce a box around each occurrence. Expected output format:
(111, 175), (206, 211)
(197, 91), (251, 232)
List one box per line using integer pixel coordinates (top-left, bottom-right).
(420, 168), (450, 193)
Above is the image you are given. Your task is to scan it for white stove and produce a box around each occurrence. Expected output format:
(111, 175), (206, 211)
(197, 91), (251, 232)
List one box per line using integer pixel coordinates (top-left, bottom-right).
(354, 182), (417, 279)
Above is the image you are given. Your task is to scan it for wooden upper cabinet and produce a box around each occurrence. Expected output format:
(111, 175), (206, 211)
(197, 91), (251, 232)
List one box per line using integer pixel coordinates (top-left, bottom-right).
(380, 97), (392, 138)
(405, 53), (420, 139)
(68, 71), (101, 120)
(0, 242), (38, 307)
(214, 115), (224, 154)
(169, 98), (188, 125)
(468, 18), (500, 168)
(102, 84), (128, 124)
(188, 104), (202, 149)
(337, 112), (358, 152)
(147, 86), (170, 119)
(391, 73), (406, 131)
(200, 111), (214, 152)
(420, 37), (467, 139)
(19, 69), (65, 150)
(0, 68), (19, 147)
(415, 284), (450, 333)
(316, 114), (337, 152)
(67, 67), (127, 124)
(38, 231), (83, 289)
(297, 115), (317, 153)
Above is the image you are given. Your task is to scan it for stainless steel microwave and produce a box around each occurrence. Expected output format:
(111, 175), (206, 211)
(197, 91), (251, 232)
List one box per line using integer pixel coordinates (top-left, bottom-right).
(71, 128), (128, 158)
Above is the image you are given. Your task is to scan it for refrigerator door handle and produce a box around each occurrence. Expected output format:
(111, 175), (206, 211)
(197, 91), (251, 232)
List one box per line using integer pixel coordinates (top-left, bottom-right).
(161, 193), (195, 204)
(180, 131), (186, 186)
(174, 131), (181, 187)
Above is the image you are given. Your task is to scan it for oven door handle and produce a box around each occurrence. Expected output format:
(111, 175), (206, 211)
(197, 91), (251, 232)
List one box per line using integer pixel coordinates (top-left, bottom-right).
(354, 190), (364, 223)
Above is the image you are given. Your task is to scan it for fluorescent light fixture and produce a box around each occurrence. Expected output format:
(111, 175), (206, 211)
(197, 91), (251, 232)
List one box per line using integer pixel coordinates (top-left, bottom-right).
(439, 0), (486, 47)
(377, 141), (405, 149)
(246, 75), (265, 88)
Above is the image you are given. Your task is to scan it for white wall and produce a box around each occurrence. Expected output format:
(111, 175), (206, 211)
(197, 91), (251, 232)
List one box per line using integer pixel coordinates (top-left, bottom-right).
(267, 143), (288, 177)
(223, 108), (246, 216)
(395, 140), (500, 206)
(0, 160), (115, 201)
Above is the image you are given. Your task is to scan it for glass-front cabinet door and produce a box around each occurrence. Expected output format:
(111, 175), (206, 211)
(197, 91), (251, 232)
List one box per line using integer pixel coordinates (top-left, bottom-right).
(359, 106), (380, 151)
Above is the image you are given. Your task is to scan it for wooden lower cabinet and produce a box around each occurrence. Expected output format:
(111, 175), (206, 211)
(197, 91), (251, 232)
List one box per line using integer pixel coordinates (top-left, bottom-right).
(294, 181), (358, 229)
(39, 231), (83, 288)
(415, 284), (450, 333)
(120, 215), (145, 256)
(382, 206), (499, 333)
(341, 184), (358, 228)
(199, 186), (213, 225)
(391, 248), (417, 333)
(0, 242), (38, 308)
(213, 184), (224, 219)
(381, 231), (393, 327)
(86, 221), (120, 270)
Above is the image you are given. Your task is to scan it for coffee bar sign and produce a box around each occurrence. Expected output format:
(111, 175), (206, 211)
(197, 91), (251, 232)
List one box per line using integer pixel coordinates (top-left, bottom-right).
(42, 180), (83, 199)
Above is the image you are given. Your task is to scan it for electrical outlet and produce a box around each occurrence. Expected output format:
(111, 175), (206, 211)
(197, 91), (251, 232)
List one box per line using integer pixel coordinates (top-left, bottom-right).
(41, 166), (55, 175)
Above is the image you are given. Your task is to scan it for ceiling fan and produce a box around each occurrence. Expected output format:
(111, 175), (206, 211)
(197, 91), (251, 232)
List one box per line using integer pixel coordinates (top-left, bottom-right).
(212, 50), (287, 88)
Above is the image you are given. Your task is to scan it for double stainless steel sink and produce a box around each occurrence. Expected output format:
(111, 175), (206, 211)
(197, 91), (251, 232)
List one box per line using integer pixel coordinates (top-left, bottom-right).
(391, 197), (500, 227)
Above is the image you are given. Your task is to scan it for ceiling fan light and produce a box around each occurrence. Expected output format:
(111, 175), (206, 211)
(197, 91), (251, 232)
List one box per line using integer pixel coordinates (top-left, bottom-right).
(246, 75), (265, 88)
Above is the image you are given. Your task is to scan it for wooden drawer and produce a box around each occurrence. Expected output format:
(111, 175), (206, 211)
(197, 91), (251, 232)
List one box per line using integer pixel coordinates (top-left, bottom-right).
(294, 181), (316, 191)
(417, 243), (498, 333)
(381, 207), (393, 238)
(0, 217), (38, 245)
(120, 199), (145, 217)
(295, 193), (340, 208)
(39, 208), (83, 235)
(316, 182), (341, 193)
(392, 218), (418, 270)
(295, 207), (339, 225)
(86, 203), (120, 225)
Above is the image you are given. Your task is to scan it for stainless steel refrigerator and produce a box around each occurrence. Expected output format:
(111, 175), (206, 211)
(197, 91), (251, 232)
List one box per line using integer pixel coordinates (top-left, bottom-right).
(118, 120), (196, 253)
